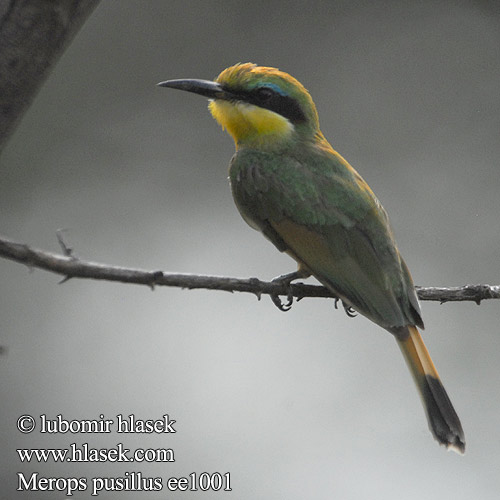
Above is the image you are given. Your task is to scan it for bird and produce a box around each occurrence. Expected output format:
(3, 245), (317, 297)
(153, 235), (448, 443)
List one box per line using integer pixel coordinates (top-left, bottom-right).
(158, 63), (465, 453)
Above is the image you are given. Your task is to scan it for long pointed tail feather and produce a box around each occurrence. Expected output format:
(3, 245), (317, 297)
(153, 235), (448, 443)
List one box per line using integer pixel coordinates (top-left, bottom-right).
(397, 326), (465, 454)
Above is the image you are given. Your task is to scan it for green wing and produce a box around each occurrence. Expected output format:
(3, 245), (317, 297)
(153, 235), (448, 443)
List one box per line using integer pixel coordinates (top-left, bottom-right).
(229, 147), (423, 331)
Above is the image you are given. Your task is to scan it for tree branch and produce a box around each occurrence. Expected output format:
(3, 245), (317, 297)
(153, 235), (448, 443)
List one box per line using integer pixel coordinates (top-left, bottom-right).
(1, 234), (499, 304)
(0, 0), (100, 153)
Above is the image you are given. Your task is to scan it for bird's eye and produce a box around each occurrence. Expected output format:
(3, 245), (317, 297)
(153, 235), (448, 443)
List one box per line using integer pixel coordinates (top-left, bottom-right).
(255, 87), (275, 102)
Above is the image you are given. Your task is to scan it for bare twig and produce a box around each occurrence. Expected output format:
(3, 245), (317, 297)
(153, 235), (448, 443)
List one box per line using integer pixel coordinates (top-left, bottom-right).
(0, 234), (499, 304)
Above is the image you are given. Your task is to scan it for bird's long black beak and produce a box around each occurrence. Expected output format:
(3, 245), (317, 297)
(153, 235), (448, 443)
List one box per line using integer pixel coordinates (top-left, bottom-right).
(157, 79), (227, 100)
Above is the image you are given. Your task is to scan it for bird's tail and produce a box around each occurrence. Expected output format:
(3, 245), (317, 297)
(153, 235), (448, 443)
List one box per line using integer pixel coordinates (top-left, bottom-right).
(397, 325), (465, 453)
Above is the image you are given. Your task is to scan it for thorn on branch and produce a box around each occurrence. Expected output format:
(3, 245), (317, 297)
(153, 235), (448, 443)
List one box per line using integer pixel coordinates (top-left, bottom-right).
(248, 277), (263, 300)
(21, 243), (35, 273)
(56, 230), (77, 284)
(56, 229), (75, 258)
(148, 271), (164, 290)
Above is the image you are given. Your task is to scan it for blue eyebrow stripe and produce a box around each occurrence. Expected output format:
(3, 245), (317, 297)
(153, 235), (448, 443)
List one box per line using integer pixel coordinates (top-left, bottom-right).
(261, 83), (288, 96)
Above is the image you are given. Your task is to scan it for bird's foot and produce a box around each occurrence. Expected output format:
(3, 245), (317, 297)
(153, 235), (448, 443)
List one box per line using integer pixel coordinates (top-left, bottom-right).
(270, 271), (305, 312)
(334, 298), (357, 318)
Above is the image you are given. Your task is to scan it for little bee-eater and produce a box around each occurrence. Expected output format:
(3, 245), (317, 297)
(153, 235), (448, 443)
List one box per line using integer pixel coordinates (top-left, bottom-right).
(159, 63), (465, 453)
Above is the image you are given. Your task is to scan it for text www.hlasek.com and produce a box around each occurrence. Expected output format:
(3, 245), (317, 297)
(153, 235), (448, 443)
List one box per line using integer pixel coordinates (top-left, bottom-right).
(17, 442), (174, 463)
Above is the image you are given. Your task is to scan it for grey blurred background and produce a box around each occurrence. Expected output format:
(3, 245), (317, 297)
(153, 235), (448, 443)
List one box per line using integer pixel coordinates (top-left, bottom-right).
(1, 0), (499, 498)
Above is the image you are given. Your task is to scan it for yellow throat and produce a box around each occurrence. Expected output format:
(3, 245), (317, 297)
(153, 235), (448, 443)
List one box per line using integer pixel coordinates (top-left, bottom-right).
(209, 99), (294, 148)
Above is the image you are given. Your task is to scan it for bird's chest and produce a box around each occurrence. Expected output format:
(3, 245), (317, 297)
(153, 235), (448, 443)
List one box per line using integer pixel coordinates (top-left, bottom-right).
(228, 150), (293, 221)
(228, 153), (271, 227)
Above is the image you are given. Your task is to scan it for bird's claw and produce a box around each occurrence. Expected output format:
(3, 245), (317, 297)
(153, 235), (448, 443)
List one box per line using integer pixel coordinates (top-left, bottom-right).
(344, 305), (357, 317)
(334, 298), (357, 318)
(270, 292), (293, 311)
(269, 271), (302, 312)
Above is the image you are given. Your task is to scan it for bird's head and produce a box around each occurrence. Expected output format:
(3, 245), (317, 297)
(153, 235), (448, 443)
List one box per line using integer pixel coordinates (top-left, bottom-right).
(159, 63), (320, 149)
